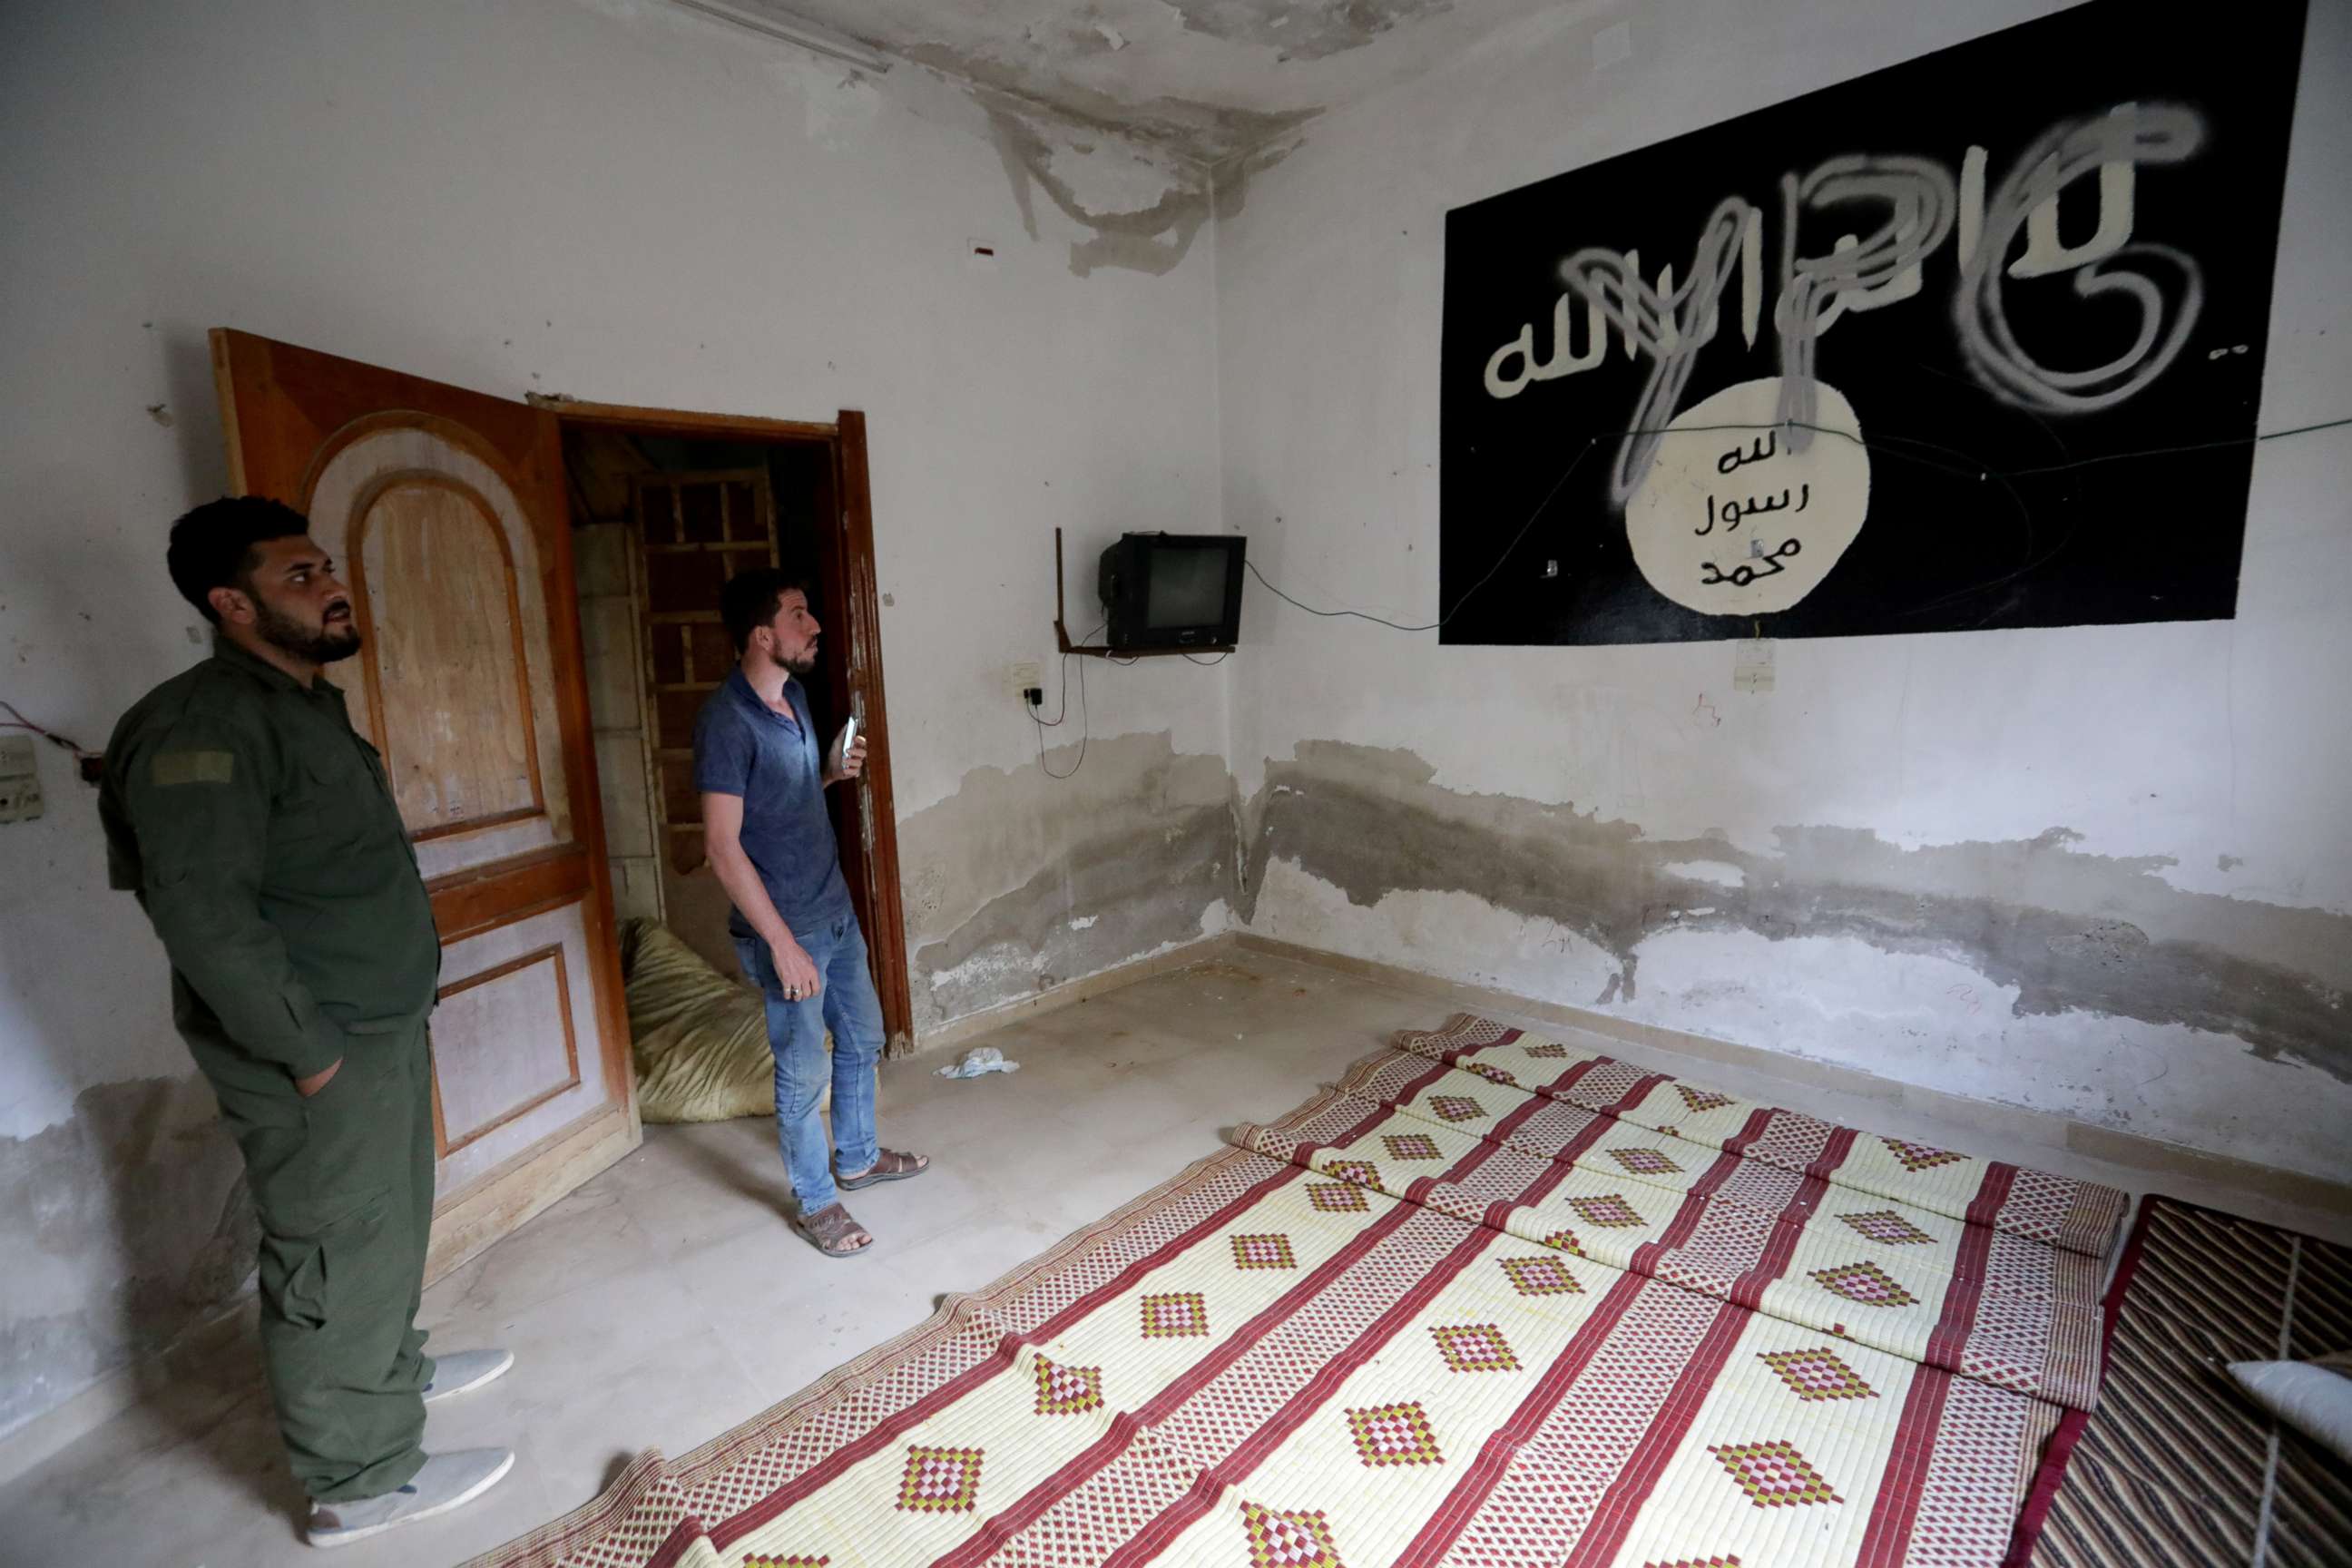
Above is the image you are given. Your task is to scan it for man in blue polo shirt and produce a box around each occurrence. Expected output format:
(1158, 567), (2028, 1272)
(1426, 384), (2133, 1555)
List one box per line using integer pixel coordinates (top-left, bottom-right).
(694, 569), (927, 1257)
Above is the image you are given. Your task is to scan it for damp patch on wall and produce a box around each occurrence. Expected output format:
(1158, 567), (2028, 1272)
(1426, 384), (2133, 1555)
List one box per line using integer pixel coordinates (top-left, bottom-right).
(1238, 741), (2352, 1088)
(1437, 0), (2308, 645)
(0, 1076), (252, 1433)
(898, 733), (1239, 1023)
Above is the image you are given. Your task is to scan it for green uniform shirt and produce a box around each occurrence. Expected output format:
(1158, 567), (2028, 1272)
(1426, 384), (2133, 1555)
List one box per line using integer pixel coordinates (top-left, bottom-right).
(100, 638), (440, 1083)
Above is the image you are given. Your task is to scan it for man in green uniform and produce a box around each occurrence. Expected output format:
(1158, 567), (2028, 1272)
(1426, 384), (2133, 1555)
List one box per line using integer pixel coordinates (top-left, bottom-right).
(101, 496), (514, 1548)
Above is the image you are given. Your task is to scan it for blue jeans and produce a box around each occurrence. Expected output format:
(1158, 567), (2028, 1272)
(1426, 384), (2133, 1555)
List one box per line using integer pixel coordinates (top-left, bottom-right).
(734, 912), (884, 1214)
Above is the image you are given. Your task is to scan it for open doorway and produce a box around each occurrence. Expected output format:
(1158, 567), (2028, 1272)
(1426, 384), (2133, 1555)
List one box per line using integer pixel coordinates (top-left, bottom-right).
(554, 403), (913, 1055)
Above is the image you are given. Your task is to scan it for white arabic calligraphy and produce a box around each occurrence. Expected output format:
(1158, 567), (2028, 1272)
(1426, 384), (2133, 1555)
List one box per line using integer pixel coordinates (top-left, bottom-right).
(1481, 102), (2206, 505)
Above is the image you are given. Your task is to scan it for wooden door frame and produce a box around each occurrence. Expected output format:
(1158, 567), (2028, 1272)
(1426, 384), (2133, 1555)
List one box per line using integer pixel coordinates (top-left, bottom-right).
(212, 330), (642, 1286)
(540, 397), (914, 1055)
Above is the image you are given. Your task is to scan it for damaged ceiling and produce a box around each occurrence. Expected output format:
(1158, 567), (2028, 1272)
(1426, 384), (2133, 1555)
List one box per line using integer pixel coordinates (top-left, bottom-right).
(726, 0), (1580, 167)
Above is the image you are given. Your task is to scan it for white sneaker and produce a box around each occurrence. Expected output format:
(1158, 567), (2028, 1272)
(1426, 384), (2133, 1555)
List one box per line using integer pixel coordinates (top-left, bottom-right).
(306, 1447), (515, 1548)
(423, 1347), (514, 1405)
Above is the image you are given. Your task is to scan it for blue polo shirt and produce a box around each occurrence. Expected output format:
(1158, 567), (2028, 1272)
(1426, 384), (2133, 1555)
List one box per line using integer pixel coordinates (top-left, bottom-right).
(691, 669), (851, 939)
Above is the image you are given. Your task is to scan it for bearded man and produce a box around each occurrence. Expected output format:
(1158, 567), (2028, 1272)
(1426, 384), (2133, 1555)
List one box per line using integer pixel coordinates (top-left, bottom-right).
(694, 567), (926, 1259)
(101, 496), (513, 1547)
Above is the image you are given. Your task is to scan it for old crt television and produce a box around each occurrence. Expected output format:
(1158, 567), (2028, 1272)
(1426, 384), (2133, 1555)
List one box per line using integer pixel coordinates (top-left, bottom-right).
(1098, 533), (1246, 651)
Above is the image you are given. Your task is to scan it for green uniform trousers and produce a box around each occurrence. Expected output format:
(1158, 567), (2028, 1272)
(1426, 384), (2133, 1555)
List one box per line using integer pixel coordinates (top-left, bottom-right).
(200, 1014), (437, 1502)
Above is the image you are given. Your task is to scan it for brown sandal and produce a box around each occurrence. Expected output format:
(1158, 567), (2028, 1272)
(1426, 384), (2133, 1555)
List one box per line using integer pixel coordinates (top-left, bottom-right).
(795, 1201), (873, 1257)
(835, 1149), (929, 1191)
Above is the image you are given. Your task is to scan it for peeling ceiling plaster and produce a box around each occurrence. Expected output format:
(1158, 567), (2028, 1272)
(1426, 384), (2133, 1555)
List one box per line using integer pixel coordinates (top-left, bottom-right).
(733, 0), (1579, 167)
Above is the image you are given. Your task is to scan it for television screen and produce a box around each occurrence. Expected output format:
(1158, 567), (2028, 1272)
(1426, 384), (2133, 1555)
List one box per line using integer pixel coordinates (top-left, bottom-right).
(1096, 533), (1246, 650)
(1145, 545), (1230, 628)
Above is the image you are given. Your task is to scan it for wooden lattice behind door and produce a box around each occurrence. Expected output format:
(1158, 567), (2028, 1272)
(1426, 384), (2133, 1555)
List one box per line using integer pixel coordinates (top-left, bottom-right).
(634, 470), (777, 874)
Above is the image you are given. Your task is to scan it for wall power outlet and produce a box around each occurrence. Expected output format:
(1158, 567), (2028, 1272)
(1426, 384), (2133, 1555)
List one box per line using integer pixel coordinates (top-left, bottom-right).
(0, 735), (44, 823)
(1007, 661), (1044, 702)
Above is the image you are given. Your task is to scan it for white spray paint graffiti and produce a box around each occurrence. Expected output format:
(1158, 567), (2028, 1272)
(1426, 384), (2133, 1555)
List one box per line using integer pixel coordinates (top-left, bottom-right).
(1545, 199), (1750, 509)
(1483, 102), (2210, 512)
(1956, 103), (2205, 414)
(1771, 154), (1956, 452)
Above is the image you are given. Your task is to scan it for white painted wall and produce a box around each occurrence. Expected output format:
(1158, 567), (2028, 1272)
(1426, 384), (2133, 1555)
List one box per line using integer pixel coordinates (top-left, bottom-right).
(0, 0), (1230, 1146)
(3, 0), (2344, 1447)
(1214, 0), (2352, 1181)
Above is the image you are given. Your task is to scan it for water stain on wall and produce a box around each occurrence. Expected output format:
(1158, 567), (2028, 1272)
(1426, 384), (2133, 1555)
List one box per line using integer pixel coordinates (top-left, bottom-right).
(978, 93), (1311, 278)
(0, 1075), (251, 1431)
(986, 106), (1214, 278)
(901, 36), (1324, 166)
(901, 733), (1237, 1021)
(916, 40), (1316, 277)
(1168, 0), (1455, 62)
(1240, 741), (2352, 1081)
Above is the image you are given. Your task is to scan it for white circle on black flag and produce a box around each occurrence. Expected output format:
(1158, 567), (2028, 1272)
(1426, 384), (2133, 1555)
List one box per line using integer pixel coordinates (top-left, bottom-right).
(1622, 377), (1871, 616)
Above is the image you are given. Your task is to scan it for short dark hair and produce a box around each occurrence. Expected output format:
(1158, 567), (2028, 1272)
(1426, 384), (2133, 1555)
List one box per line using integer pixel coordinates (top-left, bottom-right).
(720, 568), (814, 652)
(167, 496), (313, 624)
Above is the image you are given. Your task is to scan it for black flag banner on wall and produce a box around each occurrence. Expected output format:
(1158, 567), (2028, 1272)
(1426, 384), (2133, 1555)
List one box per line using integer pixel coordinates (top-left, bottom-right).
(1438, 0), (2308, 646)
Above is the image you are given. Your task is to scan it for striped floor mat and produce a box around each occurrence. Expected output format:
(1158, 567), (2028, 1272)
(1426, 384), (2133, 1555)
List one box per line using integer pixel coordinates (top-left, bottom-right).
(2013, 1195), (2351, 1568)
(466, 1017), (2130, 1568)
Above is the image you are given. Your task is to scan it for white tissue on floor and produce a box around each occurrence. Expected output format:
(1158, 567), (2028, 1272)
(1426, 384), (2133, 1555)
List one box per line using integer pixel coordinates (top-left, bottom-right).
(936, 1045), (1021, 1079)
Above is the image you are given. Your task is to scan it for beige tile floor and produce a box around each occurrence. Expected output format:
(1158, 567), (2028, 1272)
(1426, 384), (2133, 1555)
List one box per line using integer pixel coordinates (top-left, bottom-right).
(4, 946), (2344, 1566)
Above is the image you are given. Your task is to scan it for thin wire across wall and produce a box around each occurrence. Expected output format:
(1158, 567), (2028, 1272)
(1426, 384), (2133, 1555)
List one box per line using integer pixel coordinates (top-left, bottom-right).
(1242, 413), (2352, 631)
(1031, 411), (2351, 779)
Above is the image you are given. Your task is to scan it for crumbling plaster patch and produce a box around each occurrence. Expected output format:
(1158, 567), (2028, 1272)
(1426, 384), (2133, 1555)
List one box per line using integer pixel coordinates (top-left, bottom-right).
(1660, 858), (1745, 889)
(1616, 927), (2344, 1177)
(705, 0), (1579, 276)
(985, 105), (1214, 278)
(762, 48), (887, 151)
(1166, 0), (1455, 63)
(737, 0), (1529, 162)
(898, 732), (1240, 1022)
(912, 46), (1325, 167)
(1239, 741), (2352, 1086)
(0, 1076), (252, 1433)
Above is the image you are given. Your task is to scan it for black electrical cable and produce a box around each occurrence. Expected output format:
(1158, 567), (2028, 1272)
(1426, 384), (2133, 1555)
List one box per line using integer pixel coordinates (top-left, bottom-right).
(2003, 415), (2352, 477)
(0, 701), (94, 760)
(1031, 627), (1225, 779)
(1242, 561), (1436, 633)
(1030, 624), (1102, 779)
(1242, 436), (1603, 632)
(1029, 411), (2352, 780)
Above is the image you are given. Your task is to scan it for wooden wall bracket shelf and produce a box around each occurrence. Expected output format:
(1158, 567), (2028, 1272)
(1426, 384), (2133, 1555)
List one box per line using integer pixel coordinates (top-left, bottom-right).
(1052, 526), (1237, 660)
